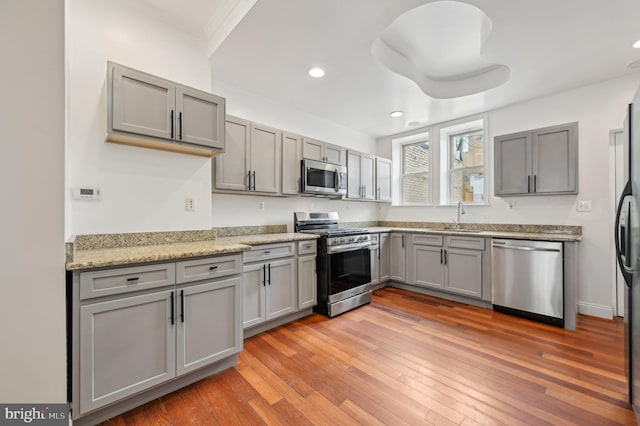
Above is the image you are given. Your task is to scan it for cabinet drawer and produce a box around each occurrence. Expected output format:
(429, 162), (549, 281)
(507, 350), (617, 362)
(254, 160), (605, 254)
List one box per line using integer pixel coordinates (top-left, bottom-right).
(79, 263), (176, 300)
(244, 242), (295, 263)
(446, 236), (485, 250)
(412, 234), (443, 247)
(297, 240), (317, 256)
(176, 254), (242, 284)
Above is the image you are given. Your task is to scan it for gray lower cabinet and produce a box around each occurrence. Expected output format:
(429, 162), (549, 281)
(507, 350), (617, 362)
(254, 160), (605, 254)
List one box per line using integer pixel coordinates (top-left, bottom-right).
(390, 233), (406, 282)
(242, 243), (297, 329)
(297, 240), (317, 310)
(176, 277), (242, 375)
(370, 234), (380, 285)
(108, 61), (225, 156)
(494, 122), (578, 196)
(79, 290), (176, 414)
(379, 233), (390, 282)
(407, 234), (484, 298)
(73, 254), (242, 419)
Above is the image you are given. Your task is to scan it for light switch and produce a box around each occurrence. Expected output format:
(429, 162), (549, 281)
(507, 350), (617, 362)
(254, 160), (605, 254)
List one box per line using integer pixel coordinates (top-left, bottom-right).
(577, 200), (592, 212)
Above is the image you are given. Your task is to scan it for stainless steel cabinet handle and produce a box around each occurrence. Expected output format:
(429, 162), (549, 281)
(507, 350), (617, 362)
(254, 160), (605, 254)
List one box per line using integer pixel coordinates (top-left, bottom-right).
(263, 250), (271, 254)
(440, 249), (443, 264)
(401, 234), (405, 248)
(178, 111), (183, 140)
(247, 171), (252, 190)
(268, 263), (271, 285)
(527, 175), (531, 192)
(252, 171), (256, 191)
(444, 249), (447, 264)
(377, 188), (380, 199)
(262, 264), (266, 286)
(533, 175), (537, 192)
(126, 277), (139, 283)
(170, 291), (174, 325)
(170, 110), (174, 139)
(492, 244), (560, 253)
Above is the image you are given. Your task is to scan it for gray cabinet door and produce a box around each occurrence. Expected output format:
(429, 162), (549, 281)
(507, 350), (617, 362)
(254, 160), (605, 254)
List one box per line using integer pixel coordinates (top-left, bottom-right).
(347, 151), (362, 199)
(445, 249), (482, 297)
(389, 233), (406, 282)
(297, 255), (317, 310)
(413, 246), (445, 289)
(111, 64), (175, 140)
(251, 123), (280, 193)
(361, 154), (376, 200)
(302, 137), (324, 161)
(242, 263), (266, 328)
(215, 115), (250, 191)
(379, 233), (390, 282)
(176, 86), (225, 149)
(494, 131), (531, 196)
(532, 123), (578, 194)
(376, 158), (392, 202)
(370, 246), (380, 286)
(79, 290), (175, 414)
(282, 132), (301, 195)
(176, 277), (242, 376)
(266, 258), (297, 320)
(325, 143), (346, 166)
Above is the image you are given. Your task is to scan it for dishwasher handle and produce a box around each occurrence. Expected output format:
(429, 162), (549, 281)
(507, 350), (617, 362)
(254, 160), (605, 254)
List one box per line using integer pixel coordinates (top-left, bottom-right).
(492, 243), (561, 253)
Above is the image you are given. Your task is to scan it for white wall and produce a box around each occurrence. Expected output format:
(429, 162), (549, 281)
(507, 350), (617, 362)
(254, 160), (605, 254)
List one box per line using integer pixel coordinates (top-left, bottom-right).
(67, 0), (214, 236)
(0, 0), (66, 402)
(210, 80), (379, 229)
(378, 73), (640, 318)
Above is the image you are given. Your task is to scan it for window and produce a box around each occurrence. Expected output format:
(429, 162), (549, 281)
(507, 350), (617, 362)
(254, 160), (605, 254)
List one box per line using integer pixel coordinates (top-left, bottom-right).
(449, 129), (484, 203)
(402, 141), (430, 204)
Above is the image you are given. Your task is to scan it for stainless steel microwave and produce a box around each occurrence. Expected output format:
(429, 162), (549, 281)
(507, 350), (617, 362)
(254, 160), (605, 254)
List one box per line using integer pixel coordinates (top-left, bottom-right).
(301, 159), (347, 196)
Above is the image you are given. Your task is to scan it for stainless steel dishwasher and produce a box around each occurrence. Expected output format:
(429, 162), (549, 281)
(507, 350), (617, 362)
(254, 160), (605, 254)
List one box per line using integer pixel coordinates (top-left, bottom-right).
(491, 239), (564, 327)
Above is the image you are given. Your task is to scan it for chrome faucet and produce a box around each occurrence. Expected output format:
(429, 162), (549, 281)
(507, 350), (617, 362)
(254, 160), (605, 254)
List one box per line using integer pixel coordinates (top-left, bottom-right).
(456, 201), (466, 229)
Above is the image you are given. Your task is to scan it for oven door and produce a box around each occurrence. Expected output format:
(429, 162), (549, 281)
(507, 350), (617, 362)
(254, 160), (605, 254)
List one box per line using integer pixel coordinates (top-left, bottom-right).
(327, 247), (371, 303)
(302, 159), (347, 196)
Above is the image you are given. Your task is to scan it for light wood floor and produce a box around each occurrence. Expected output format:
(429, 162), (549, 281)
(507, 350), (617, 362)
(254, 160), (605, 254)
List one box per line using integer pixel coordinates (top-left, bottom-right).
(102, 287), (636, 425)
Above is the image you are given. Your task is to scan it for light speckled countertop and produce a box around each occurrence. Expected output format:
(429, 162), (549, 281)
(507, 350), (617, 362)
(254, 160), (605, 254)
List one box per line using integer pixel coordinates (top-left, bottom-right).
(363, 226), (581, 242)
(66, 233), (318, 271)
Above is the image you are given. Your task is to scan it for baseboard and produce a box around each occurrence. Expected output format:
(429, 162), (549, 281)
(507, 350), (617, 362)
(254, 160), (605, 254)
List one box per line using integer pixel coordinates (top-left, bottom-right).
(578, 301), (614, 319)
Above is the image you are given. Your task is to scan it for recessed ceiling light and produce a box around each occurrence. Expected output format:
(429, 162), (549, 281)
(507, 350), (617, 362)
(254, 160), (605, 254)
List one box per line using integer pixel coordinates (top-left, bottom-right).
(633, 39), (640, 48)
(308, 67), (325, 78)
(390, 111), (404, 118)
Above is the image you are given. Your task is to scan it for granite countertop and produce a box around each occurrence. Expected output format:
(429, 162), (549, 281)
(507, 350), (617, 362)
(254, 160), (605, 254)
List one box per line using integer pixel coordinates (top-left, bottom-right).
(66, 231), (318, 271)
(362, 226), (582, 242)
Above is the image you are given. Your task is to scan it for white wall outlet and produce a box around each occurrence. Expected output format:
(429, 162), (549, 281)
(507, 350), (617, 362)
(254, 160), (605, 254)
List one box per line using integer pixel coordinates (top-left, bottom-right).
(577, 200), (592, 212)
(185, 197), (196, 212)
(506, 201), (515, 210)
(258, 201), (265, 210)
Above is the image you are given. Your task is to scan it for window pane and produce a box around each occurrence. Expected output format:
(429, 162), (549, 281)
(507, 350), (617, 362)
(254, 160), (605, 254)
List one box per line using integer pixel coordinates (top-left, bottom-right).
(451, 132), (483, 169)
(403, 142), (430, 174)
(450, 167), (484, 203)
(403, 174), (430, 204)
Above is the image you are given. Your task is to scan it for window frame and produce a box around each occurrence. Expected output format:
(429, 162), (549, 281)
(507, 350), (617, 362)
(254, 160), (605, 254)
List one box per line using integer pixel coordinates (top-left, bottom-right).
(448, 128), (485, 204)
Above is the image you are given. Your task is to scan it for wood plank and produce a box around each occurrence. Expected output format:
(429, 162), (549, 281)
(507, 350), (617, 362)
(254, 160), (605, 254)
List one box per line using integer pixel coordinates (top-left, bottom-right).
(98, 288), (635, 425)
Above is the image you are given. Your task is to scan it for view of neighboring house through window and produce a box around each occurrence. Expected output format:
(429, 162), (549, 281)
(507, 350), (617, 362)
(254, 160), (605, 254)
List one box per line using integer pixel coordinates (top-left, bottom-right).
(402, 139), (431, 204)
(449, 129), (484, 203)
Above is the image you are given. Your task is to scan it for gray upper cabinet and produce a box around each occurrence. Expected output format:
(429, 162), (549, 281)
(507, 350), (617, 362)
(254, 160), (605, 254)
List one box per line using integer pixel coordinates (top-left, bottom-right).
(494, 122), (578, 196)
(215, 116), (250, 191)
(108, 62), (225, 157)
(347, 150), (375, 200)
(282, 132), (302, 195)
(302, 137), (346, 166)
(376, 157), (392, 202)
(175, 86), (225, 150)
(214, 116), (280, 194)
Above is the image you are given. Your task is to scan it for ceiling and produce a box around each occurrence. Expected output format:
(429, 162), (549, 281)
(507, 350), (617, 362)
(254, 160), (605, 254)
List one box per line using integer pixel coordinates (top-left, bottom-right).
(141, 0), (640, 138)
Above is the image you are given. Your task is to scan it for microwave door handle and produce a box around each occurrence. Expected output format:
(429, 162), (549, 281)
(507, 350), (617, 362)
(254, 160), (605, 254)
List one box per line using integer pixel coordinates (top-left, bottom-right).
(334, 169), (339, 192)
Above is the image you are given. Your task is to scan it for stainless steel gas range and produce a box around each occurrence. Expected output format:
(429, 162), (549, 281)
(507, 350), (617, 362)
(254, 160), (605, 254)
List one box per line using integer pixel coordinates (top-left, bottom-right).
(294, 212), (372, 317)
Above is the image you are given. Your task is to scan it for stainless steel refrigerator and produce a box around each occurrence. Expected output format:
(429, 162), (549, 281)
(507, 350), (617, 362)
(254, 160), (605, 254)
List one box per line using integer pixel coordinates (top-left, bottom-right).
(615, 88), (640, 418)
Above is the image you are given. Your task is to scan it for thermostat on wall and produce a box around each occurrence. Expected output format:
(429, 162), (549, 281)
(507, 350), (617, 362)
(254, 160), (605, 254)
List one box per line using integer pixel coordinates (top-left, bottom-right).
(72, 186), (101, 200)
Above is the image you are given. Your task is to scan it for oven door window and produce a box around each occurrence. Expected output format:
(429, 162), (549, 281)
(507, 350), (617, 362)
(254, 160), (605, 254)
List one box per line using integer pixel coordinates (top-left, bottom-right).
(328, 248), (371, 295)
(307, 168), (336, 189)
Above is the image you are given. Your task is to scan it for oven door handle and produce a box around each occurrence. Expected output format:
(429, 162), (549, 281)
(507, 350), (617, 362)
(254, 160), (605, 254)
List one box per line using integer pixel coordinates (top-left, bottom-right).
(327, 242), (370, 254)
